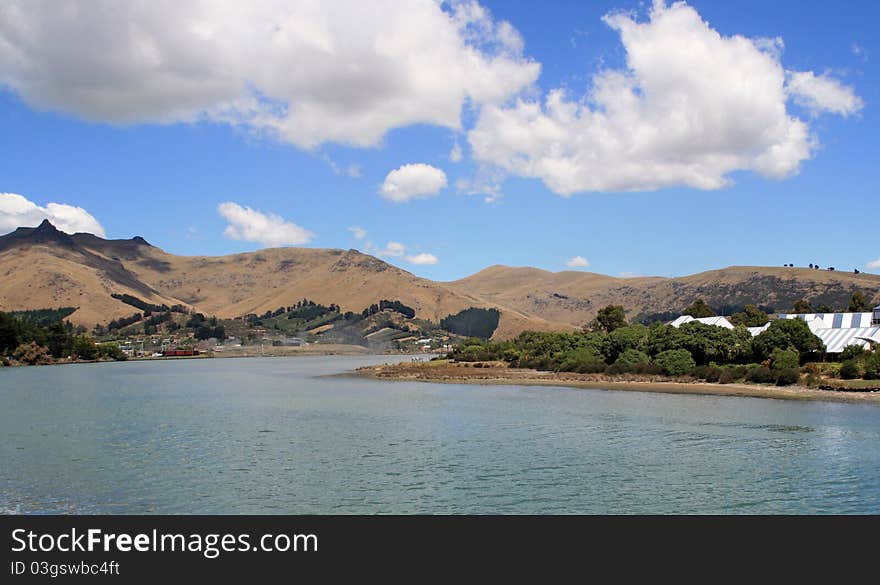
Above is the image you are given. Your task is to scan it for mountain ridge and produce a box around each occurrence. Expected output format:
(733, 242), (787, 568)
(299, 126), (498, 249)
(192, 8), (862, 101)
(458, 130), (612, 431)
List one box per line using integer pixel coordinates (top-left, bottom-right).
(1, 222), (878, 338)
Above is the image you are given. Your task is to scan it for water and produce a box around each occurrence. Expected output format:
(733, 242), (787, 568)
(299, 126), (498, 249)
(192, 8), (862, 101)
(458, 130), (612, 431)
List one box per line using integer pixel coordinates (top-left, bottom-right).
(1, 355), (879, 514)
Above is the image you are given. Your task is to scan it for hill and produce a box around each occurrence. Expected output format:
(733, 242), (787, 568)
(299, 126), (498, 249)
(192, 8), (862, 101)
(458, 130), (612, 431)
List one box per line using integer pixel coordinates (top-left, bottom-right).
(1, 221), (878, 338)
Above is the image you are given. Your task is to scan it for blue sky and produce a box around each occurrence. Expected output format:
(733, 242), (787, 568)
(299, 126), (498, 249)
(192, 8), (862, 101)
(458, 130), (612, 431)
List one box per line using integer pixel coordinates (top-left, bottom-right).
(0, 0), (876, 281)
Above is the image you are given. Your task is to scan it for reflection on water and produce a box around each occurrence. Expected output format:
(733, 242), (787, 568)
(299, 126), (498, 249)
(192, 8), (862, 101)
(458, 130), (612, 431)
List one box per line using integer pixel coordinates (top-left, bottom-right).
(1, 355), (879, 514)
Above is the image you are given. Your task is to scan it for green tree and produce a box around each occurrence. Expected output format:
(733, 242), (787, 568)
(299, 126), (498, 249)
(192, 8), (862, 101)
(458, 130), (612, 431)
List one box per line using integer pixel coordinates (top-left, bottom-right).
(848, 291), (870, 312)
(589, 305), (628, 333)
(751, 319), (824, 361)
(792, 299), (812, 314)
(602, 324), (647, 362)
(770, 347), (800, 370)
(654, 349), (696, 376)
(729, 305), (769, 327)
(72, 335), (98, 360)
(683, 298), (715, 318)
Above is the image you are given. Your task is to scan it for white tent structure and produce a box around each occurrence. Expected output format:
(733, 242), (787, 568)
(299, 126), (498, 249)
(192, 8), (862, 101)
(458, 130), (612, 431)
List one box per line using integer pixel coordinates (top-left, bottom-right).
(669, 306), (880, 354)
(669, 315), (735, 329)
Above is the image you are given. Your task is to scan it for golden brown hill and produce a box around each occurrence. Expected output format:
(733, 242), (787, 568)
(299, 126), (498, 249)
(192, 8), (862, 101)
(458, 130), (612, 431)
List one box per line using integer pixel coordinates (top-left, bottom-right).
(1, 222), (878, 337)
(0, 222), (564, 337)
(448, 265), (880, 327)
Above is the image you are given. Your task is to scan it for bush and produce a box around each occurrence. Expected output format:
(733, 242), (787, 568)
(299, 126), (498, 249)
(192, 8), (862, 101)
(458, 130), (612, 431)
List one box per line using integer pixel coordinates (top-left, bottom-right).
(654, 349), (696, 377)
(718, 370), (734, 384)
(840, 345), (866, 361)
(770, 348), (800, 370)
(693, 364), (724, 382)
(864, 352), (880, 380)
(839, 360), (862, 380)
(775, 368), (800, 386)
(13, 342), (53, 365)
(745, 366), (776, 384)
(615, 349), (651, 367)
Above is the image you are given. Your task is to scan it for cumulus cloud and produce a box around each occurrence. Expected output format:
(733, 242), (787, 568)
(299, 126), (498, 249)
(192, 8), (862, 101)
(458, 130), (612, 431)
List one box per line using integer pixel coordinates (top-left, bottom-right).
(348, 226), (367, 240)
(365, 240), (438, 265)
(379, 164), (448, 202)
(0, 1), (539, 149)
(0, 192), (105, 236)
(217, 201), (313, 247)
(867, 258), (880, 271)
(405, 252), (439, 265)
(467, 0), (862, 195)
(786, 71), (864, 116)
(565, 256), (590, 268)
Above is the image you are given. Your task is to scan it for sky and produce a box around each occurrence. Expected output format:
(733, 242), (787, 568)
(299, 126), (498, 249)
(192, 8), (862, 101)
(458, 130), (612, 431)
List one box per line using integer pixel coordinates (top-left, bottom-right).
(0, 0), (877, 281)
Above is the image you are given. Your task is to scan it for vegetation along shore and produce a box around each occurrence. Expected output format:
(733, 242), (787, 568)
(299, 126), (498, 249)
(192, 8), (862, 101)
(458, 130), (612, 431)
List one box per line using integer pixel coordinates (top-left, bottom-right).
(358, 298), (880, 405)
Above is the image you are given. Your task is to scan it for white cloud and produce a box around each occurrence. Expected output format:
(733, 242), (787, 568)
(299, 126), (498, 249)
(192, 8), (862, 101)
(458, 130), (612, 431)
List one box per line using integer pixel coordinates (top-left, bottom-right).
(786, 71), (864, 116)
(867, 258), (880, 271)
(467, 0), (861, 195)
(348, 226), (367, 240)
(322, 154), (362, 178)
(0, 1), (539, 149)
(364, 240), (437, 265)
(449, 142), (463, 163)
(565, 256), (590, 268)
(379, 163), (448, 202)
(405, 252), (439, 265)
(365, 241), (407, 257)
(0, 192), (105, 236)
(217, 201), (313, 247)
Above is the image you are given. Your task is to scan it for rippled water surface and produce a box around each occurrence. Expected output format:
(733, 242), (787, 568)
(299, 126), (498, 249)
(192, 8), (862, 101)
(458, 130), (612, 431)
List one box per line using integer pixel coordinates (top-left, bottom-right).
(2, 356), (879, 514)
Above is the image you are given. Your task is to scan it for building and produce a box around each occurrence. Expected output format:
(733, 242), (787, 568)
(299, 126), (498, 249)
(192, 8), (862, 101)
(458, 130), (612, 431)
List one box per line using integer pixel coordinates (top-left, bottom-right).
(776, 310), (880, 353)
(669, 306), (880, 354)
(669, 315), (735, 329)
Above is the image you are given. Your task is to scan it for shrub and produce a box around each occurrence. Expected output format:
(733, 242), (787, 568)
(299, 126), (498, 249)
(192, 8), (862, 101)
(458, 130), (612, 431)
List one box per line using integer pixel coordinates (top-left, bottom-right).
(839, 360), (862, 380)
(840, 345), (866, 361)
(718, 370), (734, 384)
(770, 348), (800, 370)
(693, 365), (724, 382)
(654, 349), (696, 377)
(745, 366), (776, 384)
(864, 352), (880, 380)
(615, 349), (651, 367)
(12, 342), (53, 365)
(775, 368), (800, 386)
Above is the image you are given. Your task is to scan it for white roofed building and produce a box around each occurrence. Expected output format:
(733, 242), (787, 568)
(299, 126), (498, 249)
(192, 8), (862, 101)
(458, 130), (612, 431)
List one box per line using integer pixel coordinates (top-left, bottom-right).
(669, 315), (735, 329)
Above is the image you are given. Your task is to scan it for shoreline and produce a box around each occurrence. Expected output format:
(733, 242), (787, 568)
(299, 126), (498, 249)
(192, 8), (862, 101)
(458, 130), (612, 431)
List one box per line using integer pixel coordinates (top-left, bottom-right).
(354, 362), (880, 405)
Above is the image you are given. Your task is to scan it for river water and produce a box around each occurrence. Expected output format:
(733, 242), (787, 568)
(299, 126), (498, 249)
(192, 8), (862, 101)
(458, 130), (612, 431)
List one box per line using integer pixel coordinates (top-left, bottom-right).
(1, 355), (878, 514)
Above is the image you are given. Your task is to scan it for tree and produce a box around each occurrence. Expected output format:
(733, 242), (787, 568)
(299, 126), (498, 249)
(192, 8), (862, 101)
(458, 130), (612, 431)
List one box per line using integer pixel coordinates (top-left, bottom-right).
(770, 348), (800, 370)
(815, 303), (834, 313)
(589, 305), (628, 333)
(729, 305), (768, 327)
(848, 291), (870, 312)
(792, 299), (812, 314)
(13, 342), (53, 365)
(751, 319), (824, 361)
(654, 349), (696, 376)
(683, 298), (715, 318)
(72, 335), (98, 360)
